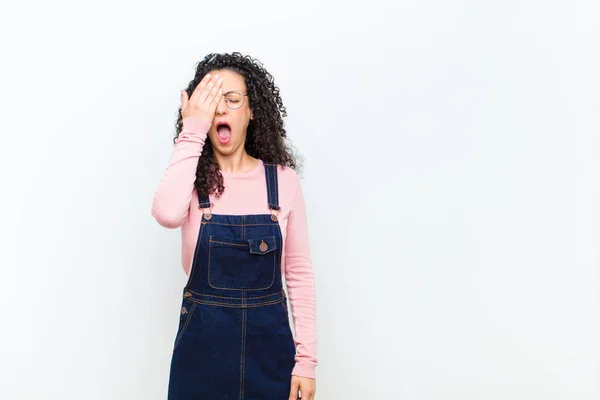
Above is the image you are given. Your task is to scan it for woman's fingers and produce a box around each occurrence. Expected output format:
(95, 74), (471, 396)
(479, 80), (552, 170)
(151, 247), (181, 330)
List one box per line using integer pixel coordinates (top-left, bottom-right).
(288, 378), (300, 400)
(300, 382), (315, 400)
(207, 79), (223, 108)
(189, 73), (212, 103)
(292, 377), (316, 400)
(181, 73), (223, 121)
(209, 87), (223, 112)
(199, 75), (221, 104)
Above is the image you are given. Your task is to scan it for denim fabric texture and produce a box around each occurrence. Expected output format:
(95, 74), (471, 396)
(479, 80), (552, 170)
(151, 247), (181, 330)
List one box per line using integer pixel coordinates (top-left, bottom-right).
(167, 163), (296, 399)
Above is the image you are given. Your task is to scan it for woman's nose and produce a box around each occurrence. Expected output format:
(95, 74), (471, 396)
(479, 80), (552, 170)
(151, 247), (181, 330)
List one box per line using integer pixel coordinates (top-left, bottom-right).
(216, 96), (228, 114)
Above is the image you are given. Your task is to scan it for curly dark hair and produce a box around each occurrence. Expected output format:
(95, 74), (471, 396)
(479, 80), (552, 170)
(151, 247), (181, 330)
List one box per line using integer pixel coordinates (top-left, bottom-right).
(173, 52), (302, 200)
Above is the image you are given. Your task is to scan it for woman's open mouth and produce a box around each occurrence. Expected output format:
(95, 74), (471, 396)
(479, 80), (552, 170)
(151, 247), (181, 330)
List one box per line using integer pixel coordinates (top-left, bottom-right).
(216, 122), (232, 145)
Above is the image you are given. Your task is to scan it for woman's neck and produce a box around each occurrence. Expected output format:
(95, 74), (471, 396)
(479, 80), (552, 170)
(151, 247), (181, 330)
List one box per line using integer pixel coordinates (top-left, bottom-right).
(214, 151), (258, 175)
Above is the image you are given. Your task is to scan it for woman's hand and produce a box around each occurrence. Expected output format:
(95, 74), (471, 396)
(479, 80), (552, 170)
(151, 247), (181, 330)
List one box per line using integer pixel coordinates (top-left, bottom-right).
(289, 375), (316, 399)
(180, 73), (223, 123)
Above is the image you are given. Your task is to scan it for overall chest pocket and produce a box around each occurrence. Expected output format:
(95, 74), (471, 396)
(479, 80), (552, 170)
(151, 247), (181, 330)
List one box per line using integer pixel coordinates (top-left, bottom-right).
(208, 235), (278, 290)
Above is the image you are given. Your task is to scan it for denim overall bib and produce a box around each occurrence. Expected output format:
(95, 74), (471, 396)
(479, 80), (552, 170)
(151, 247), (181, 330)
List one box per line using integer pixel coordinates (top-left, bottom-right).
(167, 163), (296, 399)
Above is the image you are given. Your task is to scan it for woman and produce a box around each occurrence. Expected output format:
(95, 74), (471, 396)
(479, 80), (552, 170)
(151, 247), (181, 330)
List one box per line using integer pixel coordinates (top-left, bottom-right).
(151, 52), (317, 400)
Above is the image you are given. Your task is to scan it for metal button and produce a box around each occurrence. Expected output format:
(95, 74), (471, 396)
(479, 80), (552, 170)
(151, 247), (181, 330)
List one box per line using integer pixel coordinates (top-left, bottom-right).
(271, 214), (278, 222)
(204, 213), (212, 221)
(259, 240), (268, 252)
(183, 291), (192, 298)
(181, 306), (188, 315)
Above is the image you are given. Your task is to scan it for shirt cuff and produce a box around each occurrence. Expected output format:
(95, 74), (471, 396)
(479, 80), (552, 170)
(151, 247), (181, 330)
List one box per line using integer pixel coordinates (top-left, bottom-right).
(291, 362), (316, 379)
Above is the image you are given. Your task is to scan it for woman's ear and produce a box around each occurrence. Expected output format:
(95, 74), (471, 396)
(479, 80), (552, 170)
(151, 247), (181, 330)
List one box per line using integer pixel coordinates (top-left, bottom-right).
(250, 110), (254, 120)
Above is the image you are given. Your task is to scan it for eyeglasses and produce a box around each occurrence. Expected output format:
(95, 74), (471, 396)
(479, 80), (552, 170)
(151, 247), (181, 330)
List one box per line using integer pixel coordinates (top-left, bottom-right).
(221, 90), (248, 110)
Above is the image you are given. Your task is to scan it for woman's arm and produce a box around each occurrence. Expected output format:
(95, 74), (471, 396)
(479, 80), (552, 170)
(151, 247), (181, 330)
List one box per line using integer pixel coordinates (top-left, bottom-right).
(284, 177), (318, 379)
(151, 117), (211, 228)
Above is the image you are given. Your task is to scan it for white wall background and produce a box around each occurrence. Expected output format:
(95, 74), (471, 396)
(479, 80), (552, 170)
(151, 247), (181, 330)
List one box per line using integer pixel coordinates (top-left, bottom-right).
(1, 0), (598, 399)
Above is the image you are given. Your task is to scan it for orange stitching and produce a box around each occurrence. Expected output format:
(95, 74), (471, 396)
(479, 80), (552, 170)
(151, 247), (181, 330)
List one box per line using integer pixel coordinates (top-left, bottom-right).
(198, 222), (274, 227)
(173, 302), (196, 351)
(207, 240), (277, 291)
(211, 240), (248, 247)
(239, 308), (246, 400)
(185, 288), (284, 300)
(186, 298), (284, 308)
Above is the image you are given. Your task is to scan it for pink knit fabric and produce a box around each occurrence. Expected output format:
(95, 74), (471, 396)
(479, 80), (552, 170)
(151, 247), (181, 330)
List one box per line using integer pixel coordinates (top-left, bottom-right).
(151, 117), (317, 379)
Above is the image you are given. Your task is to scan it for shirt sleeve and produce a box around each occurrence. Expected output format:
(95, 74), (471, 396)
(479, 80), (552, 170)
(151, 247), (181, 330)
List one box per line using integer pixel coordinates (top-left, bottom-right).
(151, 117), (211, 228)
(284, 177), (318, 379)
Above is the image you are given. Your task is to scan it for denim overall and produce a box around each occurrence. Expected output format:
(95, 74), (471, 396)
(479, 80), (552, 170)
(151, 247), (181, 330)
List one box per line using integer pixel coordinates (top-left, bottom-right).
(167, 163), (296, 399)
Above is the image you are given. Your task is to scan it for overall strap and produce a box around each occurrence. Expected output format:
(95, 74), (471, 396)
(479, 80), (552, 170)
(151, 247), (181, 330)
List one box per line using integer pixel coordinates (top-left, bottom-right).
(197, 188), (211, 209)
(263, 163), (281, 211)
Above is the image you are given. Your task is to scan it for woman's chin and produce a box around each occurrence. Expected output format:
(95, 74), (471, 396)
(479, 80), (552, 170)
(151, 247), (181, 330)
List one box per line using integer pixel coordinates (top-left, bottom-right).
(212, 140), (240, 156)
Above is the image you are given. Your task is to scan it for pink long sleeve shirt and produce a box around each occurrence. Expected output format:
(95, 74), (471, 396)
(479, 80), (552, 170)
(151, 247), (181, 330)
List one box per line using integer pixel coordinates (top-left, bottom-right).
(151, 117), (317, 379)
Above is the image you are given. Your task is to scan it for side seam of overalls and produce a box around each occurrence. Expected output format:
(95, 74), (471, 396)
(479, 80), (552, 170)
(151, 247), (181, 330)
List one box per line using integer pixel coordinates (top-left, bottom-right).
(167, 162), (296, 400)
